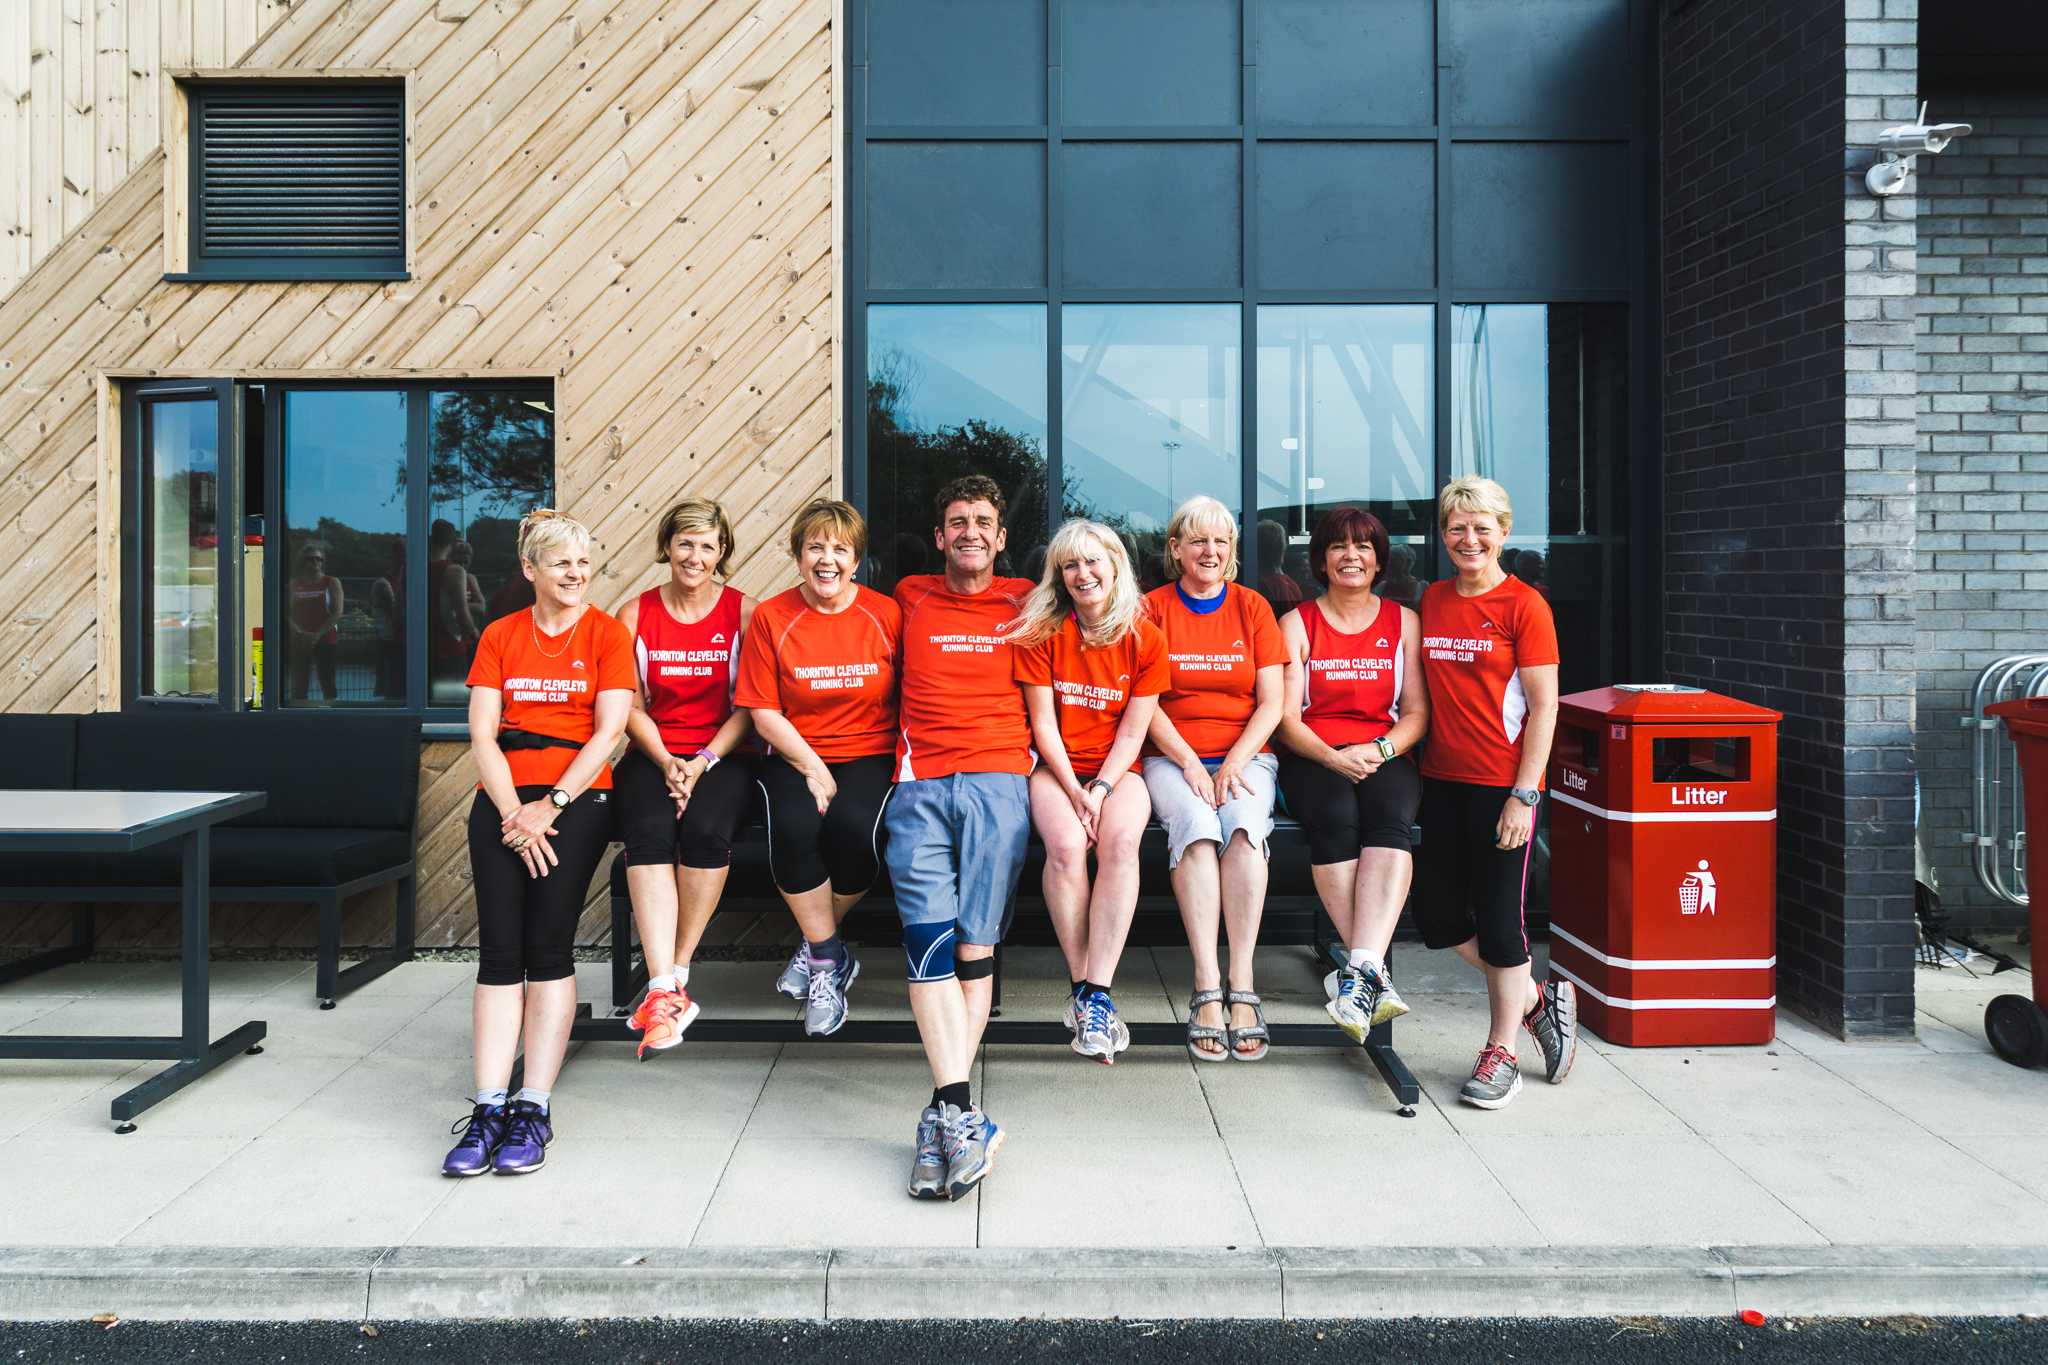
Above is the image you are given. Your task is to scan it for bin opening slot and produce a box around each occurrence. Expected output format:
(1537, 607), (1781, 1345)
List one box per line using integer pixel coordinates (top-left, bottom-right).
(1652, 735), (1750, 784)
(1570, 724), (1599, 773)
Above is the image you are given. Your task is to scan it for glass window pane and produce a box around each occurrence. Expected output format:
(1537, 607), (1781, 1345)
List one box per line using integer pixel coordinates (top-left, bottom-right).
(868, 0), (1048, 127)
(1447, 0), (1630, 129)
(1061, 142), (1241, 290)
(142, 397), (221, 701)
(867, 304), (1049, 595)
(1063, 0), (1240, 127)
(1256, 305), (1434, 617)
(1062, 303), (1241, 594)
(1257, 0), (1434, 127)
(427, 391), (556, 707)
(867, 141), (1047, 289)
(281, 390), (408, 706)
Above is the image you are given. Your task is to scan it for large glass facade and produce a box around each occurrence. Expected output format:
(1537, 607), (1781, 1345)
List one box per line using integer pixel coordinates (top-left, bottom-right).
(141, 397), (222, 701)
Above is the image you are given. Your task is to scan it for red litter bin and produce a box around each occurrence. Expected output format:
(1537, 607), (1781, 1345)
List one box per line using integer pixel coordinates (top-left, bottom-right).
(1980, 697), (2048, 1066)
(1546, 685), (1783, 1046)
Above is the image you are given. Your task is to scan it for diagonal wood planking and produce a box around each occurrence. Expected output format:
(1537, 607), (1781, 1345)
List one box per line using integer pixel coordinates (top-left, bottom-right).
(0, 0), (835, 952)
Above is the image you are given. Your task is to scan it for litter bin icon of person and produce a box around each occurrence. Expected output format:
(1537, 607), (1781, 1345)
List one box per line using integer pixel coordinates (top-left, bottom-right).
(1679, 860), (1717, 916)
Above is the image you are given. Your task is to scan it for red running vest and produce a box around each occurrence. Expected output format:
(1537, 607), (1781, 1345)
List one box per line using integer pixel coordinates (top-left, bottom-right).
(633, 585), (745, 752)
(1297, 595), (1404, 747)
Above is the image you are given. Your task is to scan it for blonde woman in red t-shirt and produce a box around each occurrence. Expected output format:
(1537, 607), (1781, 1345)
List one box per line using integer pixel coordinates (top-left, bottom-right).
(1416, 476), (1576, 1111)
(1011, 519), (1169, 1063)
(1140, 496), (1288, 1063)
(443, 510), (635, 1179)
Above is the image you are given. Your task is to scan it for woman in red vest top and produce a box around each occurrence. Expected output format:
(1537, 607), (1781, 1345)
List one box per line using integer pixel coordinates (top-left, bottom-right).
(288, 541), (344, 701)
(614, 498), (760, 1055)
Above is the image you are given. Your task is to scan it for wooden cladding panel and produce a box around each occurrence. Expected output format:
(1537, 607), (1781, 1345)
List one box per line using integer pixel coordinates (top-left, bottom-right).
(0, 0), (837, 953)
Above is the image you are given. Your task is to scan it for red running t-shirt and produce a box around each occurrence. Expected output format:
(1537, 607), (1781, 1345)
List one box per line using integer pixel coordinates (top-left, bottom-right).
(894, 574), (1035, 781)
(734, 585), (902, 762)
(468, 606), (636, 789)
(1417, 575), (1559, 787)
(634, 584), (744, 753)
(1142, 582), (1288, 759)
(1297, 596), (1405, 747)
(1012, 615), (1170, 781)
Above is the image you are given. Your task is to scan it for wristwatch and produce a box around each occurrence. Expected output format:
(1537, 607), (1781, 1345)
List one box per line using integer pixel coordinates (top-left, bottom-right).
(1510, 787), (1541, 808)
(548, 788), (571, 810)
(1372, 736), (1397, 762)
(694, 748), (720, 770)
(1086, 777), (1114, 798)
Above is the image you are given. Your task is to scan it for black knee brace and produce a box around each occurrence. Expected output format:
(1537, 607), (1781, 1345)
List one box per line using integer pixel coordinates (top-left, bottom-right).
(954, 953), (997, 981)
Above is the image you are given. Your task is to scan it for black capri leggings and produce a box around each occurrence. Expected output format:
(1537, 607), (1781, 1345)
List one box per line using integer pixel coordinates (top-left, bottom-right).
(758, 752), (895, 896)
(615, 747), (761, 870)
(469, 785), (618, 986)
(1277, 751), (1422, 864)
(1413, 778), (1534, 970)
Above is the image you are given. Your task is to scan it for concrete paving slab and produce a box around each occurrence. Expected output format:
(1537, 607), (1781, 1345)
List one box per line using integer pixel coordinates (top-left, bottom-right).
(17, 1048), (357, 1140)
(1708, 1134), (2048, 1245)
(266, 1054), (477, 1139)
(0, 1136), (248, 1244)
(1194, 1045), (1445, 1134)
(1802, 1052), (2048, 1138)
(744, 1045), (960, 1142)
(1600, 1046), (1928, 1139)
(1951, 1135), (2048, 1203)
(409, 1137), (733, 1248)
(976, 1134), (1260, 1248)
(0, 960), (163, 998)
(367, 1246), (830, 1320)
(1412, 1015), (1694, 1139)
(1228, 1129), (1541, 1247)
(1458, 1132), (1826, 1246)
(828, 1247), (1283, 1319)
(126, 1135), (458, 1247)
(1275, 1245), (1737, 1318)
(690, 1138), (981, 1248)
(978, 1044), (1218, 1136)
(0, 1058), (151, 1140)
(553, 1044), (779, 1139)
(0, 1246), (382, 1321)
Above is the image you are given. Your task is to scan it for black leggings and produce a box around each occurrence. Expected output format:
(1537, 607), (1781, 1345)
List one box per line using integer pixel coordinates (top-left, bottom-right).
(615, 747), (761, 870)
(1414, 778), (1534, 970)
(290, 640), (339, 701)
(469, 785), (617, 986)
(758, 752), (894, 896)
(1277, 751), (1422, 864)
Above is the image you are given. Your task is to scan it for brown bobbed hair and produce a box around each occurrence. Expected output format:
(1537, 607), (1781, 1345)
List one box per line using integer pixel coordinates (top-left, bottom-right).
(1308, 506), (1391, 589)
(654, 497), (736, 578)
(787, 497), (869, 562)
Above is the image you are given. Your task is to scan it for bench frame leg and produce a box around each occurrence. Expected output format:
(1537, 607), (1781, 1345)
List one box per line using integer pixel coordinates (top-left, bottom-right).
(0, 902), (95, 987)
(316, 875), (418, 1010)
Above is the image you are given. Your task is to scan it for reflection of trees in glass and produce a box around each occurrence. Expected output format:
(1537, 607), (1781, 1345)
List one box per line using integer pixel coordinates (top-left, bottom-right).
(867, 349), (1047, 591)
(423, 392), (553, 514)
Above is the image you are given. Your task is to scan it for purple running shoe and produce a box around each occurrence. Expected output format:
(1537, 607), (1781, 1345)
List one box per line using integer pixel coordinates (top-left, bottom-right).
(492, 1099), (553, 1175)
(442, 1103), (508, 1177)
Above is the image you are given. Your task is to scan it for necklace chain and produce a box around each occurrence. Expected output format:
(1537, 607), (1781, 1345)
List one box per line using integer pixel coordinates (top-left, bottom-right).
(528, 606), (584, 658)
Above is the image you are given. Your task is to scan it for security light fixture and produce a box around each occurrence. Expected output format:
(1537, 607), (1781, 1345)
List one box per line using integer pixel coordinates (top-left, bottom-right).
(1867, 102), (1973, 196)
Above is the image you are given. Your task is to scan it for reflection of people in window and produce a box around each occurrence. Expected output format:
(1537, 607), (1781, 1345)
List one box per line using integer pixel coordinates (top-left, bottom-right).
(487, 572), (535, 624)
(451, 540), (487, 621)
(1255, 519), (1303, 618)
(289, 542), (344, 701)
(1378, 543), (1422, 606)
(1511, 549), (1550, 602)
(427, 518), (480, 698)
(371, 537), (406, 700)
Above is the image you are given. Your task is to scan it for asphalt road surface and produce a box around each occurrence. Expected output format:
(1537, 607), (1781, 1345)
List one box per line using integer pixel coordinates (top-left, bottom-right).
(1, 1317), (2043, 1364)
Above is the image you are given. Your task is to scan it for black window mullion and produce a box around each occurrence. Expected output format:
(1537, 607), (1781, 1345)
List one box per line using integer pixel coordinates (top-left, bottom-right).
(1045, 1), (1064, 541)
(1433, 0), (1454, 582)
(406, 386), (432, 715)
(216, 380), (240, 711)
(1240, 0), (1258, 581)
(119, 384), (142, 708)
(263, 389), (284, 711)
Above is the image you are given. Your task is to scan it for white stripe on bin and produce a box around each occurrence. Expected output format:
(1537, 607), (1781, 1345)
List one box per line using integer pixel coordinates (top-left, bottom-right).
(1550, 789), (1776, 824)
(1550, 963), (1776, 1011)
(1550, 924), (1776, 972)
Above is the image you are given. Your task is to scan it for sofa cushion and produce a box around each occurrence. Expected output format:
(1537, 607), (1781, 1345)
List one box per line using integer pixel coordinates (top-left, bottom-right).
(0, 715), (79, 790)
(0, 828), (412, 891)
(74, 713), (419, 831)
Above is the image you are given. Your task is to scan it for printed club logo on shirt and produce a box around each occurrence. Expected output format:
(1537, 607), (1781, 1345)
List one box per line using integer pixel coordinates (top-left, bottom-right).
(793, 662), (883, 692)
(504, 675), (591, 703)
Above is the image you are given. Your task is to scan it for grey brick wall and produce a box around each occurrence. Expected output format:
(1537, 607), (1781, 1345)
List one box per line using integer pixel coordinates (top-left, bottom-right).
(1662, 0), (1920, 1037)
(1914, 92), (2048, 929)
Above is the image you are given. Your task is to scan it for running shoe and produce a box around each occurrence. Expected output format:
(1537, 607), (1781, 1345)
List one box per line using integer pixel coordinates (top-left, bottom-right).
(775, 946), (812, 1000)
(1323, 968), (1342, 1002)
(629, 985), (700, 1059)
(941, 1102), (1005, 1201)
(441, 1102), (507, 1177)
(1459, 1044), (1522, 1110)
(1072, 989), (1130, 1064)
(1523, 977), (1579, 1083)
(492, 1099), (553, 1174)
(1064, 984), (1084, 1034)
(1371, 969), (1411, 1027)
(908, 1106), (948, 1200)
(804, 953), (860, 1037)
(1325, 966), (1372, 1043)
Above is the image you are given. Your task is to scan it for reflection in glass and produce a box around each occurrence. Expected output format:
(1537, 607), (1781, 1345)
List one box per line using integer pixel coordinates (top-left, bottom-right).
(282, 390), (408, 705)
(1062, 304), (1240, 594)
(1256, 305), (1434, 616)
(143, 398), (221, 700)
(427, 391), (555, 706)
(867, 306), (1049, 594)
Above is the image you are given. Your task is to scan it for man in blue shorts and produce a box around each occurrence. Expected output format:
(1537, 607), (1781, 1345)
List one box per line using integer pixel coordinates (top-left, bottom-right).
(888, 475), (1036, 1202)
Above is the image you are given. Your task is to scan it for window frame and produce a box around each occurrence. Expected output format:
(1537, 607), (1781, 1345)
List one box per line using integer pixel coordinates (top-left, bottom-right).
(164, 71), (416, 284)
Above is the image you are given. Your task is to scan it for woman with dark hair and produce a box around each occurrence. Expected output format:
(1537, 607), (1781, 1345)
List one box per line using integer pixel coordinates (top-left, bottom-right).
(614, 497), (759, 1056)
(1275, 507), (1430, 1042)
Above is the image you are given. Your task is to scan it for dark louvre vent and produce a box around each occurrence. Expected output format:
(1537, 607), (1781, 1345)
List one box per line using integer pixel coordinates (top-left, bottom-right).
(191, 87), (407, 279)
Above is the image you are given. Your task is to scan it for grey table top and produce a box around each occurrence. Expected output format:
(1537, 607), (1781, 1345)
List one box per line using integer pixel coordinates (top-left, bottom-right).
(0, 790), (261, 837)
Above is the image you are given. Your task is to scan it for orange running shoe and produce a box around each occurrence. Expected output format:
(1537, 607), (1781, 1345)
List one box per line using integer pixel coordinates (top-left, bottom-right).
(630, 986), (700, 1059)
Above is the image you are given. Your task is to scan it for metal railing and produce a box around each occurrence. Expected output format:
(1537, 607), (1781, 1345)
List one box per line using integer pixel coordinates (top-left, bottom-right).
(1966, 655), (2048, 906)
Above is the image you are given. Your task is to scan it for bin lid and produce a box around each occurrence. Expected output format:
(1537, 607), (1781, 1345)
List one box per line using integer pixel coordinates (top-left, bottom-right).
(1987, 696), (2048, 741)
(1559, 685), (1783, 725)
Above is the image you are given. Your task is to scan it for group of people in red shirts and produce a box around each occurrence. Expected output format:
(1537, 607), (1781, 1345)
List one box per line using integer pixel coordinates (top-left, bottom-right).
(438, 474), (1578, 1199)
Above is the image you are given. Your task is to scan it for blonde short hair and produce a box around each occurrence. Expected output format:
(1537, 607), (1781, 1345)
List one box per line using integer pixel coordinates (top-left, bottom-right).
(1438, 475), (1514, 533)
(1162, 494), (1240, 582)
(787, 498), (869, 562)
(1010, 519), (1143, 649)
(517, 508), (593, 565)
(654, 497), (736, 577)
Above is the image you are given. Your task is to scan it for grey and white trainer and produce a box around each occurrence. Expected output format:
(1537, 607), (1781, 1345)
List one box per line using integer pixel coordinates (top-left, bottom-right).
(941, 1102), (1005, 1201)
(803, 953), (859, 1037)
(775, 946), (811, 1001)
(1523, 977), (1578, 1083)
(1072, 990), (1129, 1063)
(908, 1106), (948, 1200)
(1369, 967), (1410, 1027)
(1325, 966), (1372, 1043)
(1460, 1044), (1522, 1109)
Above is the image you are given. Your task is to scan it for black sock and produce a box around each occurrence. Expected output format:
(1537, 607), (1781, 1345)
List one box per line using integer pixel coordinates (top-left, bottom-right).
(935, 1081), (971, 1112)
(807, 934), (848, 966)
(1082, 981), (1110, 998)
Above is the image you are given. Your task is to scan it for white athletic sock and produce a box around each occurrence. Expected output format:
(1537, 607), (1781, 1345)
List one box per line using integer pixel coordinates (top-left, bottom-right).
(516, 1087), (551, 1113)
(673, 966), (690, 989)
(476, 1088), (509, 1108)
(648, 974), (680, 994)
(1349, 949), (1384, 977)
